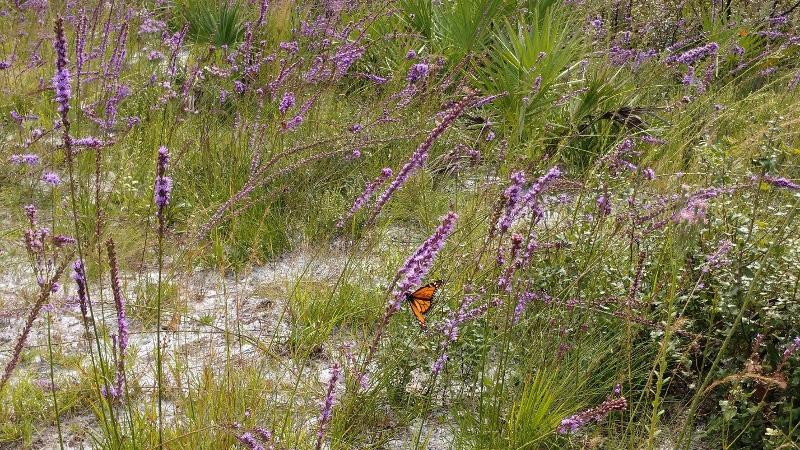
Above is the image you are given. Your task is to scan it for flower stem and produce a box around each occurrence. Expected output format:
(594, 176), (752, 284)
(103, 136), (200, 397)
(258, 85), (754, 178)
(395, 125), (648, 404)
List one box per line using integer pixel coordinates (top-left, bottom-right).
(46, 310), (65, 450)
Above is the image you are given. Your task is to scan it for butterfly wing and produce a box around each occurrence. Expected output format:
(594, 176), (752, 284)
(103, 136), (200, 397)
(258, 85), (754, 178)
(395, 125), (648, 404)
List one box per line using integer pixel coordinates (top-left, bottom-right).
(407, 280), (442, 328)
(409, 299), (428, 328)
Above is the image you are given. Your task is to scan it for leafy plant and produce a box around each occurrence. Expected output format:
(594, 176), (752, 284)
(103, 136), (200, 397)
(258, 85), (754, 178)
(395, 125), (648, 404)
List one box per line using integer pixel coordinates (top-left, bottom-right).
(176, 0), (245, 46)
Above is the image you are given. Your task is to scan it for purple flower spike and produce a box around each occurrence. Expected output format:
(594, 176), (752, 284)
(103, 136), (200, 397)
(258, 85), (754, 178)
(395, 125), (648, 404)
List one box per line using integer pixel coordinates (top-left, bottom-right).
(9, 154), (41, 165)
(337, 168), (393, 228)
(42, 172), (61, 186)
(370, 96), (490, 222)
(53, 18), (71, 115)
(782, 336), (800, 362)
(315, 363), (341, 450)
(596, 194), (611, 216)
(392, 211), (458, 308)
(279, 41), (299, 54)
(764, 175), (800, 191)
(513, 291), (552, 324)
(52, 235), (75, 247)
(558, 395), (627, 434)
(703, 239), (733, 273)
(668, 42), (719, 65)
(154, 147), (172, 214)
(498, 166), (561, 232)
(431, 353), (448, 375)
(332, 44), (365, 77)
(106, 239), (128, 400)
(359, 72), (388, 84)
(72, 137), (105, 148)
(407, 63), (429, 84)
(284, 115), (303, 130)
(72, 261), (89, 319)
(238, 432), (265, 450)
(279, 91), (295, 115)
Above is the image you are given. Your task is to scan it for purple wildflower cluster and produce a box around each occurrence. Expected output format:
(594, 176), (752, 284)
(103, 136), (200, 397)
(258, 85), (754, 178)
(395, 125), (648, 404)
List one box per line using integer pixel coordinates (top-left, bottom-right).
(558, 395), (628, 434)
(279, 41), (299, 54)
(604, 138), (639, 174)
(589, 16), (603, 33)
(23, 206), (48, 257)
(763, 175), (800, 191)
(154, 146), (172, 214)
(42, 172), (61, 186)
(609, 46), (656, 69)
(0, 204), (74, 393)
(53, 18), (71, 115)
(497, 233), (548, 292)
(440, 295), (503, 343)
(357, 72), (388, 84)
(105, 239), (128, 400)
(237, 427), (275, 450)
(407, 63), (429, 84)
(278, 91), (295, 115)
(10, 110), (38, 124)
(431, 293), (502, 375)
(664, 41), (719, 93)
(392, 211), (458, 308)
(332, 44), (365, 78)
(314, 363), (341, 450)
(166, 24), (188, 79)
(639, 134), (666, 145)
(667, 42), (719, 65)
(336, 168), (393, 228)
(673, 187), (730, 224)
(139, 16), (166, 35)
(783, 337), (800, 361)
(431, 353), (449, 375)
(22, 206), (75, 279)
(513, 291), (553, 324)
(72, 136), (105, 149)
(369, 96), (491, 223)
(9, 154), (40, 165)
(238, 433), (265, 450)
(596, 193), (612, 216)
(702, 240), (734, 273)
(72, 261), (89, 319)
(497, 166), (562, 232)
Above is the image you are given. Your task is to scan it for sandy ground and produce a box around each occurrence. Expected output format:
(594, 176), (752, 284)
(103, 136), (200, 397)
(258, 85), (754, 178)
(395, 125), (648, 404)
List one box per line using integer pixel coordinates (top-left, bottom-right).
(0, 241), (457, 450)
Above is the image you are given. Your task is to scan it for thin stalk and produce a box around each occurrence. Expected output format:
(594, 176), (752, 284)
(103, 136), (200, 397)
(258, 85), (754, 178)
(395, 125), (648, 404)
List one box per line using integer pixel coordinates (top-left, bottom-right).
(156, 214), (165, 449)
(46, 310), (65, 450)
(646, 264), (676, 449)
(55, 15), (119, 442)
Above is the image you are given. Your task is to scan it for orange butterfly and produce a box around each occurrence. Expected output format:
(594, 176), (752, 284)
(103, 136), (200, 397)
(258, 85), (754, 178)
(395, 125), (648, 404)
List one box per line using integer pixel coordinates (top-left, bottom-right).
(405, 280), (443, 329)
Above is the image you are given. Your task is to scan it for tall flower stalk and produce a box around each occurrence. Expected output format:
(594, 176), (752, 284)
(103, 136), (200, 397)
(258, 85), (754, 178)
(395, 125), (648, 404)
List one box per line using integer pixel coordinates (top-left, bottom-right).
(53, 16), (120, 440)
(154, 145), (172, 448)
(106, 239), (128, 400)
(336, 167), (392, 228)
(366, 94), (502, 225)
(359, 211), (458, 387)
(45, 308), (65, 450)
